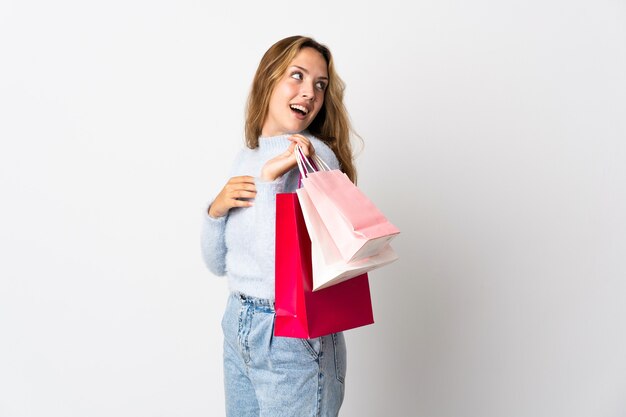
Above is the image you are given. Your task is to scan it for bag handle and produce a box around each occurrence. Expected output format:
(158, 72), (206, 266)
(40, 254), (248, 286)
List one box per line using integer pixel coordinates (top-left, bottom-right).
(295, 145), (315, 177)
(295, 145), (331, 179)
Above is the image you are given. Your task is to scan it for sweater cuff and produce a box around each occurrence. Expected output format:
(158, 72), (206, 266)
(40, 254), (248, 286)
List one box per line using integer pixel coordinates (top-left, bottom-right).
(254, 176), (287, 201)
(204, 202), (228, 223)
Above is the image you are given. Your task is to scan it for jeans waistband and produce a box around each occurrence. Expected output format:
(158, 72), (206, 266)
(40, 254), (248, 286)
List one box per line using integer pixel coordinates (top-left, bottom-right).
(233, 292), (275, 311)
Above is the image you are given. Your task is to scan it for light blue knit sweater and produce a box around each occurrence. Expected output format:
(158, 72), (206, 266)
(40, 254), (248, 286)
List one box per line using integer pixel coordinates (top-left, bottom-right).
(201, 132), (340, 300)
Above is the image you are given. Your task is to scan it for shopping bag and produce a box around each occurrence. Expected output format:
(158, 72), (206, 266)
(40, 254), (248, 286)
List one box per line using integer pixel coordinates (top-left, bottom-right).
(297, 186), (399, 291)
(274, 192), (375, 338)
(297, 149), (400, 263)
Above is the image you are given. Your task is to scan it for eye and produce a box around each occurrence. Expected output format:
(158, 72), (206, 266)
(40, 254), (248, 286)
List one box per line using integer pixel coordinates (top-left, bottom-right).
(315, 81), (327, 91)
(290, 71), (303, 81)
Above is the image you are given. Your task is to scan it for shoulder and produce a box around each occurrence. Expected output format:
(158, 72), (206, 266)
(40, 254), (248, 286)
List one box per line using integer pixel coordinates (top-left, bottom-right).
(305, 133), (340, 170)
(227, 146), (254, 176)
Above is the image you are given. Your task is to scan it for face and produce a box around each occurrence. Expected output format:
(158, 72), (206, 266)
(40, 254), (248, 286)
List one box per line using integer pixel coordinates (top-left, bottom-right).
(261, 47), (329, 137)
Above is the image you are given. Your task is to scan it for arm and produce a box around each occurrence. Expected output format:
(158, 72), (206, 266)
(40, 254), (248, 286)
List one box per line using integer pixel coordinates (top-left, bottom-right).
(200, 207), (228, 276)
(200, 154), (256, 276)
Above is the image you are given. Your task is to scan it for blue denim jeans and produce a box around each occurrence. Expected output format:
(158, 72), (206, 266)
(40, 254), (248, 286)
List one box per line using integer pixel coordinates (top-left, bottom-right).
(221, 292), (346, 417)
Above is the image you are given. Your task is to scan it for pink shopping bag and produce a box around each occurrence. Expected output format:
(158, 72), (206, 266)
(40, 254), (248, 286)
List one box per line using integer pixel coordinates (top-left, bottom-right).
(297, 186), (399, 291)
(274, 192), (375, 338)
(297, 148), (400, 263)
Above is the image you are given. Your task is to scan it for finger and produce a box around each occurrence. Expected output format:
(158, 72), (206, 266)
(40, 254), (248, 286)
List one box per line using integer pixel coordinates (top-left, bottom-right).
(226, 184), (257, 195)
(230, 182), (257, 192)
(229, 190), (256, 200)
(288, 134), (310, 146)
(230, 199), (254, 208)
(288, 136), (312, 155)
(226, 180), (256, 193)
(289, 133), (307, 141)
(229, 175), (256, 184)
(294, 140), (314, 157)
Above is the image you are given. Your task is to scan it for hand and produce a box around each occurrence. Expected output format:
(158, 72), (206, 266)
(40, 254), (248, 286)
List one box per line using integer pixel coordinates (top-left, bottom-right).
(260, 134), (315, 181)
(208, 176), (257, 218)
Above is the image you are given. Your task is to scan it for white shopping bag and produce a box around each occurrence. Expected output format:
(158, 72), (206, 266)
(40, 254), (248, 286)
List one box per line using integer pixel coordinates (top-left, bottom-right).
(297, 185), (399, 291)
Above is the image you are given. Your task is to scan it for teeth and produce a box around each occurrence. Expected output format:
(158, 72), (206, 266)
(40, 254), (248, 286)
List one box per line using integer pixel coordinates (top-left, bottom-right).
(290, 104), (308, 115)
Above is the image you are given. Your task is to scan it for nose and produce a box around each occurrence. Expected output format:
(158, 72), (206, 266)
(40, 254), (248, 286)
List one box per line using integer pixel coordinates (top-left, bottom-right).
(301, 83), (315, 101)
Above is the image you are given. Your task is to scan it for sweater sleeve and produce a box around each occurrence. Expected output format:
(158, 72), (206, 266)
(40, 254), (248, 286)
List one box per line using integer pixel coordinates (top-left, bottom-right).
(200, 207), (227, 276)
(199, 149), (245, 277)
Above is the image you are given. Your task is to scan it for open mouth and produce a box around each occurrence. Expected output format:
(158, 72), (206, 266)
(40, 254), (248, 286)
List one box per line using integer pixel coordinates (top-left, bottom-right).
(290, 104), (309, 116)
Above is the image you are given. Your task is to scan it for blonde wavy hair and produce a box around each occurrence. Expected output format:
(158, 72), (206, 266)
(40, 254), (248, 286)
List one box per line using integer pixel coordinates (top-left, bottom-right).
(245, 35), (358, 183)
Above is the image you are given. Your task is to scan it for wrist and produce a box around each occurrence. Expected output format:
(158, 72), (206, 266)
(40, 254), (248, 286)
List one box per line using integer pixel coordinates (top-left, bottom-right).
(208, 204), (225, 219)
(260, 167), (278, 182)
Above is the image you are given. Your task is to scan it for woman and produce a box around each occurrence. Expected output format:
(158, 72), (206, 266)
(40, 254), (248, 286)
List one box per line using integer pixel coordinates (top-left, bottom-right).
(201, 35), (358, 416)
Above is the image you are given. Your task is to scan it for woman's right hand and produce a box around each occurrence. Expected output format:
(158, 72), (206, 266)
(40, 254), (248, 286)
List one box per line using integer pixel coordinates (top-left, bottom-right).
(208, 176), (257, 218)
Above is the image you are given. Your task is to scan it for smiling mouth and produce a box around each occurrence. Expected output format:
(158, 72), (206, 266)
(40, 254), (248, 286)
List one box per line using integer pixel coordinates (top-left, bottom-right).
(290, 104), (309, 116)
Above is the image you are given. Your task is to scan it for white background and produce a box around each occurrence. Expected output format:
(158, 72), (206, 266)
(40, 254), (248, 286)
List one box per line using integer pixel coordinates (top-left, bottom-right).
(1, 1), (625, 416)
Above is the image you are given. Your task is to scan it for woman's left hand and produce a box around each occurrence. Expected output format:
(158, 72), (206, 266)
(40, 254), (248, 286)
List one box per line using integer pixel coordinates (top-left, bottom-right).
(260, 134), (315, 181)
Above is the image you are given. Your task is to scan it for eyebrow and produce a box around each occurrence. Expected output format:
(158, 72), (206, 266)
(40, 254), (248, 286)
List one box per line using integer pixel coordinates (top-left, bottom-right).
(291, 65), (329, 80)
